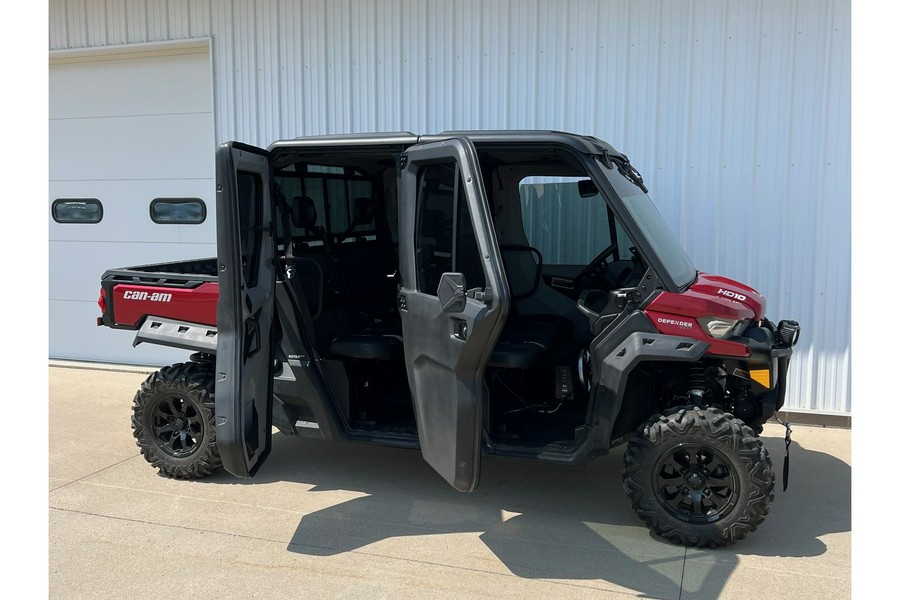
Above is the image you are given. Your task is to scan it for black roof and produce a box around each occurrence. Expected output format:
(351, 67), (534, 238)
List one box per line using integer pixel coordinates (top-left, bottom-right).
(427, 130), (622, 157)
(268, 130), (624, 158)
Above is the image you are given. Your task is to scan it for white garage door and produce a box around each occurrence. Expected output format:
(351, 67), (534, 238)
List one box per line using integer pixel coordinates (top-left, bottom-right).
(49, 40), (216, 366)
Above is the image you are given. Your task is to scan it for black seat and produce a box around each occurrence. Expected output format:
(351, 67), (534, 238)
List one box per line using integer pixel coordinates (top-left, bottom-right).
(328, 320), (403, 360)
(292, 195), (333, 252)
(488, 314), (573, 368)
(484, 243), (573, 368)
(288, 194), (403, 362)
(337, 197), (376, 243)
(326, 196), (403, 361)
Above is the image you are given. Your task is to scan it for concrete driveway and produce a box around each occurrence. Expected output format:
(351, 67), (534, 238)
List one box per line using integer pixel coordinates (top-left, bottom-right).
(49, 363), (851, 599)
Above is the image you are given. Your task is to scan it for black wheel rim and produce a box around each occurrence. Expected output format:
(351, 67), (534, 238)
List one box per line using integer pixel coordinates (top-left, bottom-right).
(653, 443), (739, 524)
(151, 395), (204, 458)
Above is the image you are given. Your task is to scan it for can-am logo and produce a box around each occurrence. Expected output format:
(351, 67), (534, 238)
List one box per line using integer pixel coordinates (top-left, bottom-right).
(717, 288), (747, 302)
(657, 317), (693, 329)
(122, 290), (173, 302)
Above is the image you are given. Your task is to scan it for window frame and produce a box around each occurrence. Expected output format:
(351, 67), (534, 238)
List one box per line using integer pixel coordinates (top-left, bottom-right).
(274, 170), (376, 242)
(414, 162), (486, 295)
(149, 197), (207, 225)
(51, 198), (103, 224)
(517, 175), (629, 266)
(236, 171), (264, 287)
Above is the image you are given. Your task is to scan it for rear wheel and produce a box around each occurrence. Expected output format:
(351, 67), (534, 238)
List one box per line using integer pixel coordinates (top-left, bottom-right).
(131, 362), (222, 479)
(622, 405), (774, 547)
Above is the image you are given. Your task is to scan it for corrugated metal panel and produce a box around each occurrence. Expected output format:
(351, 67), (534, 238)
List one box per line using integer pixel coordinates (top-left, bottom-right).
(48, 0), (851, 414)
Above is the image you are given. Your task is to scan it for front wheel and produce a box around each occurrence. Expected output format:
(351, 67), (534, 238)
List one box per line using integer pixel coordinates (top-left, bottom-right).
(622, 406), (774, 547)
(131, 362), (222, 479)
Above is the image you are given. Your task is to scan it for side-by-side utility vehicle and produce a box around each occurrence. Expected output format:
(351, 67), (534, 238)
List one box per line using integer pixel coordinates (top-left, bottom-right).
(97, 131), (799, 547)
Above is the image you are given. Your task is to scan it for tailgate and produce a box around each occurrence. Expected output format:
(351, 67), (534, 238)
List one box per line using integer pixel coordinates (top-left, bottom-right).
(98, 259), (219, 330)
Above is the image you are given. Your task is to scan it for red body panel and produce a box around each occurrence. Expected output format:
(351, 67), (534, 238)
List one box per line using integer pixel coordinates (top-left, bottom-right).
(111, 282), (219, 327)
(106, 273), (764, 358)
(645, 273), (766, 357)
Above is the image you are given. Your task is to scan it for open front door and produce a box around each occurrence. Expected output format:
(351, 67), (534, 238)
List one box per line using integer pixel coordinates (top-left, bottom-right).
(398, 138), (510, 492)
(214, 142), (277, 477)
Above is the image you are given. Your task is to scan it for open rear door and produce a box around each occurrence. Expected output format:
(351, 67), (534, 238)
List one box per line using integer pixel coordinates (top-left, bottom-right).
(214, 142), (277, 477)
(398, 138), (510, 492)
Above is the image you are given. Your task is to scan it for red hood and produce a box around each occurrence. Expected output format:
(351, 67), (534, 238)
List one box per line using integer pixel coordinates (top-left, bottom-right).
(648, 273), (765, 322)
(644, 273), (765, 357)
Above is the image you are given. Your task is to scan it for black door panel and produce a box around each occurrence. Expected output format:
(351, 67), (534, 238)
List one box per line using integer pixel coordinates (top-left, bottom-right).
(398, 138), (510, 492)
(214, 142), (277, 478)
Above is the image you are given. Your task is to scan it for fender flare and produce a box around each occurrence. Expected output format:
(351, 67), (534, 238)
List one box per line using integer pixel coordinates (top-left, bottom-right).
(588, 311), (710, 451)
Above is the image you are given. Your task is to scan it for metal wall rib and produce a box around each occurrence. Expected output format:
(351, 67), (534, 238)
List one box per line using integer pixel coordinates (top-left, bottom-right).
(49, 0), (852, 414)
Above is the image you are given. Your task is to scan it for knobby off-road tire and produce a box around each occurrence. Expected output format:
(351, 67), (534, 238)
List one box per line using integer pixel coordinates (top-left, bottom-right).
(131, 362), (222, 479)
(622, 406), (774, 547)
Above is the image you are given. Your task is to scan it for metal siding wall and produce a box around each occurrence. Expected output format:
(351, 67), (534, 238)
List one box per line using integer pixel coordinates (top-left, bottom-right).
(48, 0), (851, 414)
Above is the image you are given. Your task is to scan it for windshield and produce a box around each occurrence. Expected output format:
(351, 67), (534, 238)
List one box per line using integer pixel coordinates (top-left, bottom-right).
(597, 159), (697, 289)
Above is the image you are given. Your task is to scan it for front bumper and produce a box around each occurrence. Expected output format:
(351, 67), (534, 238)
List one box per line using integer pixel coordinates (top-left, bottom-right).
(729, 319), (799, 427)
(766, 346), (793, 415)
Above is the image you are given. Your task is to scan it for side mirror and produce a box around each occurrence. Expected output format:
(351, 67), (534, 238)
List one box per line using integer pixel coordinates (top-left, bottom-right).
(578, 179), (599, 198)
(437, 272), (467, 313)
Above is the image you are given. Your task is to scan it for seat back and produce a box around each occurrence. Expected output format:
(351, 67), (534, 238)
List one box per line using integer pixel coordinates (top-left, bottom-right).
(291, 195), (318, 229)
(500, 245), (542, 300)
(291, 256), (324, 319)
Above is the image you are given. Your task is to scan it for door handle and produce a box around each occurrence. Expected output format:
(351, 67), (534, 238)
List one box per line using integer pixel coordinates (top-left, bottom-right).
(244, 287), (269, 318)
(452, 318), (468, 341)
(244, 320), (261, 357)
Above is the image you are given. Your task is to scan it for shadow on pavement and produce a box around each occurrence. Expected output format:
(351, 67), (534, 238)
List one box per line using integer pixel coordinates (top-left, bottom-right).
(200, 428), (849, 598)
(732, 430), (851, 558)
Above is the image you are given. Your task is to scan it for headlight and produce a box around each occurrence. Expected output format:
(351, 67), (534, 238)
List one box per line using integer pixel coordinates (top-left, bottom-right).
(698, 317), (738, 339)
(777, 319), (801, 346)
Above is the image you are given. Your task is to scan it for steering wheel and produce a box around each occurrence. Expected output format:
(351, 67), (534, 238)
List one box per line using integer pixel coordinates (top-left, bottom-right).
(574, 244), (616, 287)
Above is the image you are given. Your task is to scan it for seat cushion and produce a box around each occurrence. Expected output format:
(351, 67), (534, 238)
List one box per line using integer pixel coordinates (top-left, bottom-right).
(328, 320), (403, 360)
(488, 337), (551, 368)
(514, 314), (574, 340)
(488, 314), (573, 368)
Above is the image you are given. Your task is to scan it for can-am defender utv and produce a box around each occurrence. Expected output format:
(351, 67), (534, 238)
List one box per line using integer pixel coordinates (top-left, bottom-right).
(97, 131), (800, 547)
